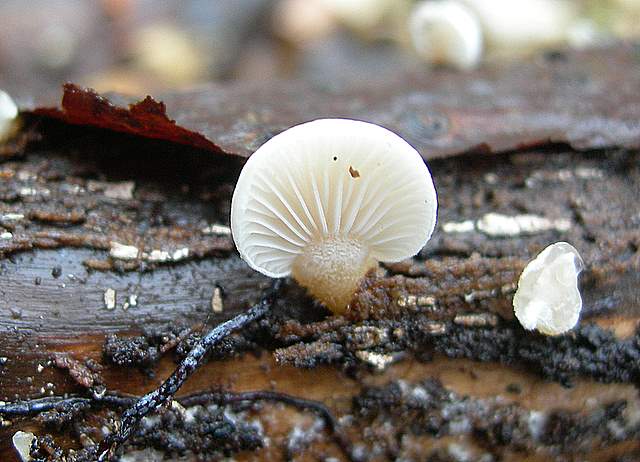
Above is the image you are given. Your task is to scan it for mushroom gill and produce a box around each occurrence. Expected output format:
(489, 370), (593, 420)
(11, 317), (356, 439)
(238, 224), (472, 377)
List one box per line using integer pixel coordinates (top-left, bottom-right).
(231, 118), (438, 313)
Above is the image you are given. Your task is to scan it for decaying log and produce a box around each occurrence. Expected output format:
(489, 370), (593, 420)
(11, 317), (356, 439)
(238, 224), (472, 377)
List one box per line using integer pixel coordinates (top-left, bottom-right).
(0, 46), (639, 461)
(21, 46), (640, 159)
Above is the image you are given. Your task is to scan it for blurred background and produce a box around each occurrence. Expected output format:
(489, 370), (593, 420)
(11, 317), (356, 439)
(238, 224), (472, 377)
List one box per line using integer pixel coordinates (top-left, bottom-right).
(0, 0), (638, 97)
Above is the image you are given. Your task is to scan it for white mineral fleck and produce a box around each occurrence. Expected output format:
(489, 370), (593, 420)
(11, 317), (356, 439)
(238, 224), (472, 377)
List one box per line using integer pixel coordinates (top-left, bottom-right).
(146, 250), (171, 262)
(1, 231), (12, 239)
(104, 181), (135, 200)
(484, 172), (498, 184)
(171, 248), (189, 261)
(12, 430), (35, 462)
(87, 180), (135, 200)
(477, 212), (570, 237)
(103, 288), (116, 310)
(527, 410), (548, 440)
(18, 187), (38, 197)
(513, 242), (584, 336)
(355, 351), (395, 371)
(129, 294), (138, 307)
(109, 242), (139, 260)
(574, 167), (604, 179)
(2, 213), (24, 221)
(442, 220), (475, 233)
(201, 223), (232, 236)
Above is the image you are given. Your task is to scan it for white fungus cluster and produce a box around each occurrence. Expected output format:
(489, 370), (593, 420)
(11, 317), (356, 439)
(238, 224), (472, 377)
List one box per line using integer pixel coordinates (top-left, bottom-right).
(513, 242), (584, 336)
(408, 0), (578, 69)
(231, 118), (437, 313)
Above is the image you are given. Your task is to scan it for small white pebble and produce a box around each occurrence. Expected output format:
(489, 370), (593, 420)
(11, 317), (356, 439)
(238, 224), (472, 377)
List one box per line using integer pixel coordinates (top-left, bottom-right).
(129, 294), (138, 307)
(103, 288), (116, 310)
(36, 364), (44, 373)
(109, 242), (139, 261)
(1, 231), (12, 239)
(513, 242), (583, 336)
(13, 431), (35, 462)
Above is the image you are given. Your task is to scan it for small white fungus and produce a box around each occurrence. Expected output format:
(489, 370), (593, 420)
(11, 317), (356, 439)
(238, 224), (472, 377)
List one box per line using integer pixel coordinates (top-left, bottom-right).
(0, 90), (18, 143)
(458, 0), (577, 56)
(12, 430), (35, 462)
(231, 119), (437, 313)
(513, 242), (584, 336)
(409, 0), (483, 70)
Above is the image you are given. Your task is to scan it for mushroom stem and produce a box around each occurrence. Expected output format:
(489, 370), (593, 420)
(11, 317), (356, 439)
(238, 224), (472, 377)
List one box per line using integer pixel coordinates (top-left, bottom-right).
(292, 235), (376, 313)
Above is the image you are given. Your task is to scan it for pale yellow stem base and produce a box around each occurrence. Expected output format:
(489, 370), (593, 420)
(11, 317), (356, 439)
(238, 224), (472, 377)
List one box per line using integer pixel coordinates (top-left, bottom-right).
(291, 235), (377, 314)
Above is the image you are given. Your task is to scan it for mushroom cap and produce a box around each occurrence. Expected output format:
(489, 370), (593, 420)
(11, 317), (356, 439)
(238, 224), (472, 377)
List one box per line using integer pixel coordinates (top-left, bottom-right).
(409, 0), (483, 70)
(513, 242), (584, 336)
(231, 118), (437, 278)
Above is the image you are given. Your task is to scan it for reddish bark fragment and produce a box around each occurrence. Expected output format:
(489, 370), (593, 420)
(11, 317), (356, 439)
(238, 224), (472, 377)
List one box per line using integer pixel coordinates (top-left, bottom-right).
(33, 83), (223, 153)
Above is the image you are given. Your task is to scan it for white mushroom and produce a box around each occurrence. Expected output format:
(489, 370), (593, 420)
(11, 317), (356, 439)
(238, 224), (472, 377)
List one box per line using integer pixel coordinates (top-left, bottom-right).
(231, 119), (437, 313)
(458, 0), (577, 56)
(0, 90), (18, 143)
(12, 431), (35, 462)
(409, 0), (483, 70)
(513, 242), (584, 336)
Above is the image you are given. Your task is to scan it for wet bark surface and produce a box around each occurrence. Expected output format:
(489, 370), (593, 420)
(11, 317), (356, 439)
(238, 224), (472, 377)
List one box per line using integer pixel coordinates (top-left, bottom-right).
(1, 46), (640, 461)
(23, 46), (640, 160)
